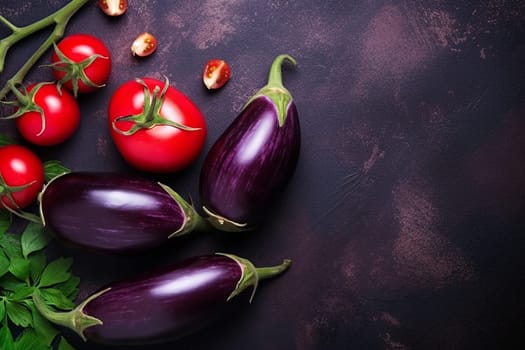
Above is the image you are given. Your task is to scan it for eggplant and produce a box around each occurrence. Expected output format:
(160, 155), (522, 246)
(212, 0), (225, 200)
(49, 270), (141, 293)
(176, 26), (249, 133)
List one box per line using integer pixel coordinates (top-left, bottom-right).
(33, 253), (291, 345)
(199, 54), (300, 231)
(39, 172), (207, 254)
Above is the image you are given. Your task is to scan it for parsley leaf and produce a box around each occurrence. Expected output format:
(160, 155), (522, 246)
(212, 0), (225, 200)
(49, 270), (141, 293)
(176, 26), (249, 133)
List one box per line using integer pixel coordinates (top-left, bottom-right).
(0, 323), (15, 350)
(38, 258), (73, 288)
(6, 300), (33, 327)
(0, 210), (11, 235)
(0, 220), (80, 349)
(21, 223), (51, 259)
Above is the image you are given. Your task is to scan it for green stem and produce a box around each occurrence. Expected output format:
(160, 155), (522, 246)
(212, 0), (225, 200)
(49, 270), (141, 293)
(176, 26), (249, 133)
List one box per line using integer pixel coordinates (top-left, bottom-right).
(218, 253), (291, 303)
(0, 0), (89, 100)
(243, 54), (297, 127)
(112, 77), (202, 136)
(267, 54), (296, 90)
(33, 288), (108, 342)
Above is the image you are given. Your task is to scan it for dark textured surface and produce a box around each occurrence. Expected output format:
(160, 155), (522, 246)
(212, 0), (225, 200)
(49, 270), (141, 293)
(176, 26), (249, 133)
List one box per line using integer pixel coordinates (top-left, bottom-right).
(1, 1), (524, 349)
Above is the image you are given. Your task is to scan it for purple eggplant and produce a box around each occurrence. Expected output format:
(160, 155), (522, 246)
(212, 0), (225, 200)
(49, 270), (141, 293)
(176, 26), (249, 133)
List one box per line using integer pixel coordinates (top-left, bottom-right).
(39, 172), (207, 254)
(33, 253), (291, 345)
(200, 54), (300, 231)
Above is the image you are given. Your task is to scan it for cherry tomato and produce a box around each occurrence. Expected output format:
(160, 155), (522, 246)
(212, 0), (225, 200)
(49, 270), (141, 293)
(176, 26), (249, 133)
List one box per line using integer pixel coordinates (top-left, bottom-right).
(51, 34), (112, 96)
(131, 32), (157, 57)
(15, 83), (80, 146)
(97, 0), (128, 16)
(203, 59), (231, 90)
(0, 145), (45, 210)
(108, 77), (207, 173)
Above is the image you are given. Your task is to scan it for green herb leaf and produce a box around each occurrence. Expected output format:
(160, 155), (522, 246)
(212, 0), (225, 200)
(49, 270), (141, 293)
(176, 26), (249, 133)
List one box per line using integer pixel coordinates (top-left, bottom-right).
(10, 286), (34, 301)
(55, 275), (80, 300)
(0, 233), (23, 260)
(0, 323), (15, 350)
(21, 223), (50, 259)
(58, 336), (75, 350)
(28, 250), (47, 285)
(0, 274), (27, 292)
(0, 252), (10, 278)
(39, 288), (74, 310)
(38, 257), (73, 288)
(0, 134), (14, 147)
(0, 300), (5, 320)
(8, 257), (31, 282)
(14, 329), (48, 350)
(0, 209), (11, 235)
(6, 300), (33, 327)
(32, 307), (59, 346)
(43, 160), (70, 182)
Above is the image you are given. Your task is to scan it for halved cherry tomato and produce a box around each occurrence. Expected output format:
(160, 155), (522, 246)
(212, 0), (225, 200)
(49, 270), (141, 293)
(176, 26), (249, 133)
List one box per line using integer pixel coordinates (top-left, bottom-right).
(51, 34), (112, 96)
(131, 32), (157, 57)
(203, 59), (231, 90)
(0, 144), (45, 210)
(97, 0), (128, 16)
(108, 77), (207, 173)
(14, 82), (80, 146)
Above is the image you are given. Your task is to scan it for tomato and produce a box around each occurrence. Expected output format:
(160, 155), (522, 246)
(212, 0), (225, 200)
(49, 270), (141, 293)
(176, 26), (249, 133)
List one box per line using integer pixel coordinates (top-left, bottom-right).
(51, 33), (112, 96)
(108, 77), (207, 173)
(97, 0), (128, 16)
(15, 82), (80, 146)
(0, 145), (45, 210)
(203, 59), (231, 90)
(131, 32), (157, 57)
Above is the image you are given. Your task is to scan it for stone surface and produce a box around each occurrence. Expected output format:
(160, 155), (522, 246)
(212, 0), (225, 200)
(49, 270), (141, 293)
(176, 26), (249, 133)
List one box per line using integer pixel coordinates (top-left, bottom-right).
(1, 1), (524, 349)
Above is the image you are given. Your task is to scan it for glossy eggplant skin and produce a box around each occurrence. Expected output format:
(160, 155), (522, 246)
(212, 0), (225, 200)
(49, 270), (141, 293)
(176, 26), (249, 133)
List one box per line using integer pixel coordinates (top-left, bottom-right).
(33, 253), (291, 346)
(40, 172), (200, 254)
(83, 255), (241, 345)
(199, 54), (300, 231)
(200, 96), (300, 228)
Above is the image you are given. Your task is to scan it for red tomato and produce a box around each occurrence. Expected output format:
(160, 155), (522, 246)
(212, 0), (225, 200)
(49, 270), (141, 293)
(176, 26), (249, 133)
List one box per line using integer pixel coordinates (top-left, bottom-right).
(131, 32), (157, 57)
(0, 145), (45, 210)
(15, 83), (80, 146)
(97, 0), (128, 16)
(203, 59), (231, 90)
(108, 77), (207, 173)
(51, 34), (112, 96)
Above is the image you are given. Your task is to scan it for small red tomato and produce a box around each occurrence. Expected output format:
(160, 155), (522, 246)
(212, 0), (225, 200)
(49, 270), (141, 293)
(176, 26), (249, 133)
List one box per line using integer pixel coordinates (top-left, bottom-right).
(15, 83), (80, 146)
(52, 34), (112, 96)
(97, 0), (128, 16)
(108, 77), (207, 173)
(203, 59), (231, 90)
(131, 32), (157, 57)
(0, 144), (45, 210)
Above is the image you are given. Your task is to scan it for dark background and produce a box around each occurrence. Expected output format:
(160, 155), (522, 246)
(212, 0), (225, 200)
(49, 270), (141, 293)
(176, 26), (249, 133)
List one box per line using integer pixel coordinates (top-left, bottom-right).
(1, 1), (524, 349)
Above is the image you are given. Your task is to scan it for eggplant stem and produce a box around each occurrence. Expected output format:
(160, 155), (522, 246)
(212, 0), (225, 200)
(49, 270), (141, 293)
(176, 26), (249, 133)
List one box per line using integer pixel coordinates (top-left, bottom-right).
(255, 259), (292, 281)
(33, 288), (109, 342)
(243, 54), (297, 127)
(218, 253), (291, 303)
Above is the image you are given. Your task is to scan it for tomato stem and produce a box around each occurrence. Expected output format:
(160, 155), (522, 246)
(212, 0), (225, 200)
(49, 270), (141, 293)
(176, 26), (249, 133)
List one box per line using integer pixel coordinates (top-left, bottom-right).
(0, 0), (90, 100)
(112, 77), (202, 136)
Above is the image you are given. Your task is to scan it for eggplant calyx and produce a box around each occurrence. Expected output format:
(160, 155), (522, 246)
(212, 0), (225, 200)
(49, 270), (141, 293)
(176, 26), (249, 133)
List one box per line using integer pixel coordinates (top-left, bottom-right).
(157, 182), (210, 237)
(112, 77), (202, 136)
(0, 81), (54, 136)
(32, 287), (110, 341)
(202, 205), (251, 232)
(244, 54), (297, 127)
(218, 253), (292, 303)
(47, 42), (108, 97)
